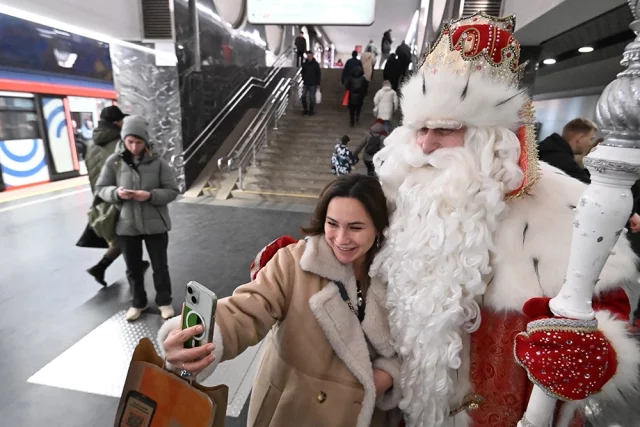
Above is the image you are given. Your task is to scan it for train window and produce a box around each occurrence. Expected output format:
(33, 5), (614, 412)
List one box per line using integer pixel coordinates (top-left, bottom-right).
(0, 96), (41, 140)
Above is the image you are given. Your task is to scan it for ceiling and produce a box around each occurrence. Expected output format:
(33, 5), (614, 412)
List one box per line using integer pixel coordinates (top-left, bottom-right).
(512, 0), (627, 45)
(532, 3), (634, 96)
(321, 0), (420, 54)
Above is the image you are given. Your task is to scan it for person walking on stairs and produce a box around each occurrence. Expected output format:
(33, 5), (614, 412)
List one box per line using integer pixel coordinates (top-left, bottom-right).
(355, 121), (386, 176)
(342, 50), (362, 85)
(345, 67), (368, 127)
(96, 116), (180, 321)
(373, 81), (398, 134)
(361, 47), (376, 81)
(85, 105), (149, 286)
(331, 135), (358, 176)
(380, 29), (393, 67)
(301, 51), (321, 116)
(294, 31), (307, 67)
(383, 54), (402, 92)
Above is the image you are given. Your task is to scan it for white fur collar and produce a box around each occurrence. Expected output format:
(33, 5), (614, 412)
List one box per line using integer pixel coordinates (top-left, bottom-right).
(303, 235), (395, 427)
(483, 162), (639, 312)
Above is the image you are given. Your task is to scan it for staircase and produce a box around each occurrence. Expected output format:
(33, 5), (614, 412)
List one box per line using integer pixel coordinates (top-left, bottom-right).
(228, 68), (385, 204)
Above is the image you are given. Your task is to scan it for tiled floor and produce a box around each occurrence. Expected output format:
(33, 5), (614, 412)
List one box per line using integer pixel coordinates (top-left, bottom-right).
(0, 185), (309, 427)
(1, 184), (639, 427)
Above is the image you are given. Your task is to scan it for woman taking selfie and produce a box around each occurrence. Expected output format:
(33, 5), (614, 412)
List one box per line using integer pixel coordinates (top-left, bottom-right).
(159, 174), (401, 427)
(96, 115), (179, 321)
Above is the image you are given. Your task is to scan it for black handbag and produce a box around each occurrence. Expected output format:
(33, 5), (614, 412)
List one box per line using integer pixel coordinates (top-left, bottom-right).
(76, 223), (109, 249)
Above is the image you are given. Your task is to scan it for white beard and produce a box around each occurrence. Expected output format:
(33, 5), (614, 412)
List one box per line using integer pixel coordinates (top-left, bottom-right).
(371, 128), (521, 427)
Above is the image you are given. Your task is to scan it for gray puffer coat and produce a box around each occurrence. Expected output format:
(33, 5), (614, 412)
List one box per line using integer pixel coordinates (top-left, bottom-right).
(86, 120), (121, 192)
(96, 144), (179, 236)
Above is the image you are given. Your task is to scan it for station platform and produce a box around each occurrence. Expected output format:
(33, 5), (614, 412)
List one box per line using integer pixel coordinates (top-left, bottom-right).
(0, 184), (309, 426)
(1, 181), (639, 427)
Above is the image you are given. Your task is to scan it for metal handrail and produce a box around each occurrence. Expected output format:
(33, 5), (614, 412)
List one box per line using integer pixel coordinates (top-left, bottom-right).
(182, 47), (294, 165)
(217, 68), (302, 190)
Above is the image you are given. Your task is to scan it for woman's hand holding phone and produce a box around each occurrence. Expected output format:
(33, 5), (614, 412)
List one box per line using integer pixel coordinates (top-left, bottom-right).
(164, 325), (216, 374)
(117, 187), (134, 200)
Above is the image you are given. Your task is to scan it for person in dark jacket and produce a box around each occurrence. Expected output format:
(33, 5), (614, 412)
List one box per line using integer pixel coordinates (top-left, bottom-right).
(96, 116), (179, 321)
(341, 50), (362, 85)
(538, 118), (597, 184)
(85, 105), (139, 286)
(300, 51), (321, 116)
(381, 29), (393, 67)
(395, 41), (412, 83)
(383, 53), (402, 92)
(355, 121), (386, 176)
(294, 31), (307, 67)
(345, 67), (369, 127)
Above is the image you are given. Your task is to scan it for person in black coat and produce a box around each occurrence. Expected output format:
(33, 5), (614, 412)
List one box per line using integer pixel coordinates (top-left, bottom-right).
(345, 67), (369, 127)
(537, 118), (597, 184)
(395, 41), (412, 83)
(294, 31), (307, 67)
(383, 53), (402, 92)
(342, 51), (363, 85)
(300, 51), (321, 115)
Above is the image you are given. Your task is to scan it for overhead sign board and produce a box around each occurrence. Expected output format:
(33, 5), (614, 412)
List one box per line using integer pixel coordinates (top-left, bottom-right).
(247, 0), (376, 25)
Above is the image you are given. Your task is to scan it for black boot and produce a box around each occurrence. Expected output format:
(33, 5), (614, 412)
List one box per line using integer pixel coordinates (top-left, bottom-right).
(87, 257), (112, 287)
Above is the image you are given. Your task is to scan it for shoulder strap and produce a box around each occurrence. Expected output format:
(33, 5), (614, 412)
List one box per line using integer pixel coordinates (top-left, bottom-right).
(334, 281), (364, 322)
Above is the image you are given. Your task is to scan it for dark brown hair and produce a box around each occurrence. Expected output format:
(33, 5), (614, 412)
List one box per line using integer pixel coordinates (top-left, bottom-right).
(562, 118), (597, 140)
(302, 174), (389, 261)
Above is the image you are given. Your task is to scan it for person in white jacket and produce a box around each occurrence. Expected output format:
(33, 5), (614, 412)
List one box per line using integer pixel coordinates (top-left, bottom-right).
(373, 81), (398, 134)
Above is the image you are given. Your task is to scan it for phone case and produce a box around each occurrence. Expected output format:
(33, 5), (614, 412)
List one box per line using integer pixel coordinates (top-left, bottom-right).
(182, 281), (218, 349)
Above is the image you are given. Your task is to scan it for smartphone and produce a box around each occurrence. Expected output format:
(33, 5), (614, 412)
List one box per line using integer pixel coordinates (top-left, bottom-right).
(117, 390), (157, 427)
(182, 281), (218, 349)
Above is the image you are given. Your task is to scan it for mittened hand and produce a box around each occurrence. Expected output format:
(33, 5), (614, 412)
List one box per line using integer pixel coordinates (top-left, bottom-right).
(514, 298), (618, 401)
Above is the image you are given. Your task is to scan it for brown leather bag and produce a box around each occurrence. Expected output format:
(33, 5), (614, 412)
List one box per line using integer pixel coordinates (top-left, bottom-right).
(114, 338), (228, 427)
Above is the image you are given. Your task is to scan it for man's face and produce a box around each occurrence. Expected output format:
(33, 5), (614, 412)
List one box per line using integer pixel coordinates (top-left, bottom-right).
(574, 129), (596, 155)
(307, 53), (313, 61)
(415, 127), (466, 155)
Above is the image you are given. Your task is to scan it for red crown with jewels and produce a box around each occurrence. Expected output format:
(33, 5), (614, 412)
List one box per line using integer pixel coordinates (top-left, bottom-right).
(420, 12), (525, 88)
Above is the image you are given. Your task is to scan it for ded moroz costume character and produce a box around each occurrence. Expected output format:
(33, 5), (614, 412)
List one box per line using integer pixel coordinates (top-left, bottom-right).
(369, 11), (640, 427)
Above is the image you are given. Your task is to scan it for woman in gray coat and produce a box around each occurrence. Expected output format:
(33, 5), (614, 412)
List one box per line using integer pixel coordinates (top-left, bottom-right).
(96, 116), (179, 321)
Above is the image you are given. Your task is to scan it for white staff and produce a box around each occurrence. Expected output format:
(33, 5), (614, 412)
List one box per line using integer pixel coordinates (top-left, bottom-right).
(519, 1), (640, 425)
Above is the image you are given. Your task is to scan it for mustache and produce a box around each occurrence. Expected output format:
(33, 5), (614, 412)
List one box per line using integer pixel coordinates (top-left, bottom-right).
(401, 144), (468, 170)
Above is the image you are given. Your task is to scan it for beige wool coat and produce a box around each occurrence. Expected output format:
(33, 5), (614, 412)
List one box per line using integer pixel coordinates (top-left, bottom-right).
(159, 236), (402, 427)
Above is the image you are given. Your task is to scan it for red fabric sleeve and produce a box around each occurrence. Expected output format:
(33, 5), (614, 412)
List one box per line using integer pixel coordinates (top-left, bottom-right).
(593, 288), (631, 321)
(522, 288), (631, 321)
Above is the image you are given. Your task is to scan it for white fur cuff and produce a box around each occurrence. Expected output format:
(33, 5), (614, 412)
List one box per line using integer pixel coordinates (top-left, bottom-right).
(156, 316), (224, 382)
(373, 356), (403, 411)
(592, 311), (640, 402)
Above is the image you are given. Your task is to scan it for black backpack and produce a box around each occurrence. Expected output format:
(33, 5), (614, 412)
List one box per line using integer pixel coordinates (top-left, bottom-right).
(365, 134), (381, 156)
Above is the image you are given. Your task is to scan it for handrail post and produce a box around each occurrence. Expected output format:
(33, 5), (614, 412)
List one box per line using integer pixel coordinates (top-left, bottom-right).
(238, 167), (244, 190)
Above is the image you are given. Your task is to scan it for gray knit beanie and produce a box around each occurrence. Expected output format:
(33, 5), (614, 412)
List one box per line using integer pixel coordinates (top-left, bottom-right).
(121, 115), (150, 144)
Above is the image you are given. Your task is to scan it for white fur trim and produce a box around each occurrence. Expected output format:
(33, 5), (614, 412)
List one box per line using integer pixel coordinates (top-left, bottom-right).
(400, 71), (528, 131)
(196, 322), (224, 382)
(373, 357), (403, 411)
(588, 311), (640, 403)
(309, 282), (377, 427)
(484, 162), (639, 312)
(156, 315), (224, 383)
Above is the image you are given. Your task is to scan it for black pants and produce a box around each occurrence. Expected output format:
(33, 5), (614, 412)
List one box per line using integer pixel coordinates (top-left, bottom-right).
(349, 104), (362, 126)
(120, 233), (172, 308)
(364, 160), (376, 176)
(296, 52), (304, 67)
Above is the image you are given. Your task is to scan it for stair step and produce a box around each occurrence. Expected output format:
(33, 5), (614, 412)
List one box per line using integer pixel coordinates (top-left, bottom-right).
(260, 145), (337, 156)
(248, 165), (335, 178)
(242, 181), (324, 196)
(243, 175), (332, 191)
(230, 189), (318, 205)
(255, 152), (332, 166)
(250, 160), (333, 174)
